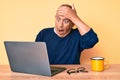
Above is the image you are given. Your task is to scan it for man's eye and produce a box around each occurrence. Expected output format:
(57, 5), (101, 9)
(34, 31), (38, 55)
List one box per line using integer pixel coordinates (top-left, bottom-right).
(64, 19), (70, 23)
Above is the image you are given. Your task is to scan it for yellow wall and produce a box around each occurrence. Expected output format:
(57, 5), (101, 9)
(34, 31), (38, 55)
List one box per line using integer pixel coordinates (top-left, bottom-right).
(0, 0), (120, 65)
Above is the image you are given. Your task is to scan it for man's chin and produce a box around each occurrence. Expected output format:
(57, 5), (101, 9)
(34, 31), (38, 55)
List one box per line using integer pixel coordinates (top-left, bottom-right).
(58, 33), (69, 37)
(58, 32), (64, 35)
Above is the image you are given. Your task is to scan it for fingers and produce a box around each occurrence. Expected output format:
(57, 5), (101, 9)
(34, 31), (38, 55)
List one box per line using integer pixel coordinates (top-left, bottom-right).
(72, 4), (75, 10)
(56, 10), (65, 17)
(56, 4), (77, 19)
(56, 7), (68, 17)
(72, 4), (77, 14)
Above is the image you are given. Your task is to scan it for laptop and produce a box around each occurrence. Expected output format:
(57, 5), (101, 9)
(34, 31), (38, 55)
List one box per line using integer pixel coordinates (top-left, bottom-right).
(4, 41), (66, 76)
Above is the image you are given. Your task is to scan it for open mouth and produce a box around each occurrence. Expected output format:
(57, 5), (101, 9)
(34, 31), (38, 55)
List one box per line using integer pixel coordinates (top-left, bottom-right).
(59, 29), (64, 32)
(58, 29), (65, 34)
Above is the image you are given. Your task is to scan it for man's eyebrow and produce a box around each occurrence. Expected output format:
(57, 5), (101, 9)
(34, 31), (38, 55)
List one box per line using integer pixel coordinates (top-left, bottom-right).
(64, 18), (70, 21)
(56, 15), (70, 21)
(55, 15), (60, 19)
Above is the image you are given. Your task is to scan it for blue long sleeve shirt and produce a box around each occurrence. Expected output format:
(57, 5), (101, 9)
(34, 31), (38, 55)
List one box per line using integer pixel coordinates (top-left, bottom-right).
(35, 28), (98, 64)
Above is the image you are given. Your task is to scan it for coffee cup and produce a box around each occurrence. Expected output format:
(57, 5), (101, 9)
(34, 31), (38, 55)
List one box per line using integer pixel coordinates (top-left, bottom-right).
(90, 57), (109, 72)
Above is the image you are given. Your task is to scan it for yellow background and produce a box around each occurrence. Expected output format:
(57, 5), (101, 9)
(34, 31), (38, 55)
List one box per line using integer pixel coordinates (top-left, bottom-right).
(0, 0), (120, 65)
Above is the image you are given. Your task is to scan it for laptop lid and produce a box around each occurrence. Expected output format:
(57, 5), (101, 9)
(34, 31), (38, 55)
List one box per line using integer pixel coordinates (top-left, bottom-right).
(4, 41), (52, 76)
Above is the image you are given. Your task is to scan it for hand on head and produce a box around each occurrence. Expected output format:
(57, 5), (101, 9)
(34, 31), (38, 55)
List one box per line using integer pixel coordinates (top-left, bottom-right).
(56, 4), (77, 21)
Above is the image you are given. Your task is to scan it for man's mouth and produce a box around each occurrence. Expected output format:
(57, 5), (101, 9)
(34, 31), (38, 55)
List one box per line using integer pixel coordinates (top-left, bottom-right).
(59, 29), (64, 32)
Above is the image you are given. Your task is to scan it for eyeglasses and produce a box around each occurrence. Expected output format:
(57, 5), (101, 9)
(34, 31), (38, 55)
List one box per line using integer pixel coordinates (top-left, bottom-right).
(66, 67), (88, 75)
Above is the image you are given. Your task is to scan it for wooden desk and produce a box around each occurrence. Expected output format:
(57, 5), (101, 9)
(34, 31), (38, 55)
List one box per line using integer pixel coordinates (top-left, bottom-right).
(0, 64), (120, 80)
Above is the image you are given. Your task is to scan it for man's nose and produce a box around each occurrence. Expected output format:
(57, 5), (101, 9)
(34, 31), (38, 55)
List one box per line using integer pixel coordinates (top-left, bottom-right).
(59, 21), (63, 28)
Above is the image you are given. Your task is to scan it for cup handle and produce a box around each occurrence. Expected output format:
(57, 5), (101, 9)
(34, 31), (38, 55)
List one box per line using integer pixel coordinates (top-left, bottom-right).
(104, 60), (109, 69)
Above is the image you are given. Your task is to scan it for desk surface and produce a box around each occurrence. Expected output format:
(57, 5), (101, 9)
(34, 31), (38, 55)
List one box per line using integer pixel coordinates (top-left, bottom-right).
(0, 64), (120, 80)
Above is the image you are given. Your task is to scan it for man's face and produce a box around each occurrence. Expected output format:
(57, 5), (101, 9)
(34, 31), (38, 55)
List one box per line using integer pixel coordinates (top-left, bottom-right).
(55, 6), (74, 37)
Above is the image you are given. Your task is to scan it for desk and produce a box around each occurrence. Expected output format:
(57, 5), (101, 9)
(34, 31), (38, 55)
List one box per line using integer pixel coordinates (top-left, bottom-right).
(0, 64), (120, 80)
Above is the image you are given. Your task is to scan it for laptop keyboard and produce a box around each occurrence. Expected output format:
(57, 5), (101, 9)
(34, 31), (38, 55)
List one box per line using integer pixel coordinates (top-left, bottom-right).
(50, 66), (66, 76)
(51, 69), (57, 73)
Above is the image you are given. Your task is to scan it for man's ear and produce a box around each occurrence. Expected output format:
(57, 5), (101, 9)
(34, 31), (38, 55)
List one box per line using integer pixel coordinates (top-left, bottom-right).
(71, 22), (75, 28)
(71, 22), (77, 29)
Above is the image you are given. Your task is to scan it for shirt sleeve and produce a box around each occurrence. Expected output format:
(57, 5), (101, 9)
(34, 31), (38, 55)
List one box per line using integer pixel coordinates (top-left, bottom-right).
(80, 28), (99, 49)
(35, 30), (44, 42)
